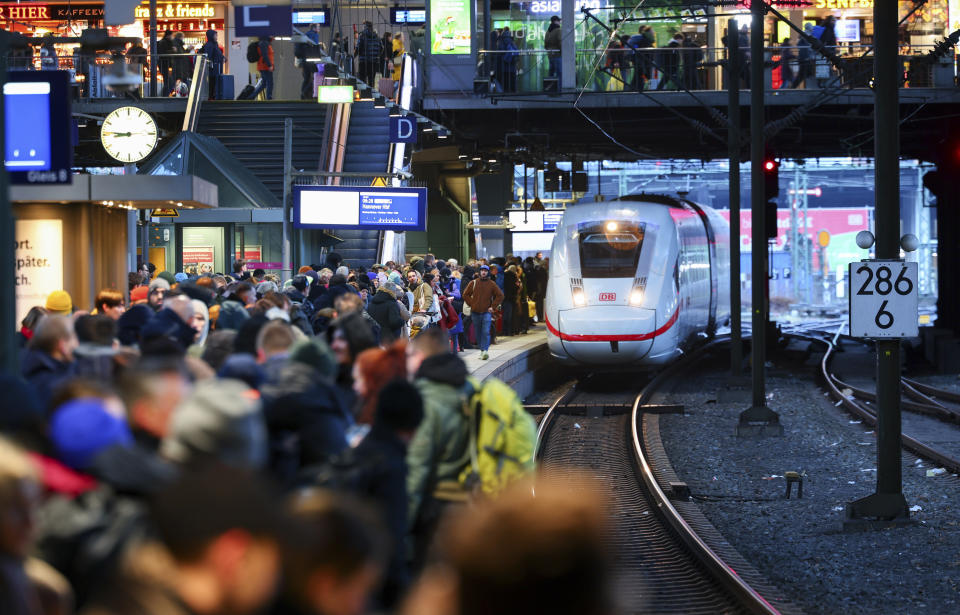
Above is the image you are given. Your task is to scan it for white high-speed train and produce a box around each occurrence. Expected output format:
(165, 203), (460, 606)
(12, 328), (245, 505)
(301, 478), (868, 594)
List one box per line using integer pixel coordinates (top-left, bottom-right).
(544, 194), (730, 366)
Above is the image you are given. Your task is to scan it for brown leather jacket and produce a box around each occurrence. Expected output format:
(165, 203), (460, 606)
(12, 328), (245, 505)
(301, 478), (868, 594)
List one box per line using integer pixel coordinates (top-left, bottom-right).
(463, 277), (504, 313)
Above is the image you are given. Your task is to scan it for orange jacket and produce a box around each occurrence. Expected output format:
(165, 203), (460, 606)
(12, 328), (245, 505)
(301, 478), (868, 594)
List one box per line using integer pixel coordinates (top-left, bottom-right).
(257, 41), (274, 71)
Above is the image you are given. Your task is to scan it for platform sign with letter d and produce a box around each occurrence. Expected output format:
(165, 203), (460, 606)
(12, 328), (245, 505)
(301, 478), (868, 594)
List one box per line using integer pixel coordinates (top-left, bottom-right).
(849, 260), (918, 338)
(390, 116), (417, 143)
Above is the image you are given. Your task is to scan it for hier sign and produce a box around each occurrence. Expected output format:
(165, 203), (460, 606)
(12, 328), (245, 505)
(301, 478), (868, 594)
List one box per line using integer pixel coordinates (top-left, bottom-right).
(390, 116), (417, 143)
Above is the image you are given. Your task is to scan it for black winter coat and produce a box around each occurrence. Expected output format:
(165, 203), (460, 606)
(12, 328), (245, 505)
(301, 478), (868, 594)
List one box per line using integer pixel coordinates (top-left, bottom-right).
(367, 290), (404, 340)
(353, 426), (411, 608)
(20, 349), (75, 411)
(140, 308), (196, 350)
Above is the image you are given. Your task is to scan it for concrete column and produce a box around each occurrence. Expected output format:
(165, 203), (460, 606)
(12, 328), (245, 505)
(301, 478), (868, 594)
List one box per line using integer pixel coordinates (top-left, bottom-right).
(561, 0), (575, 90)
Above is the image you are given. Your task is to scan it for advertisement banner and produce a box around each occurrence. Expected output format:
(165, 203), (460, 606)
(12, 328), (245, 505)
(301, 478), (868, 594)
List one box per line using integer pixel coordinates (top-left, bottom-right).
(429, 0), (471, 55)
(15, 219), (63, 326)
(182, 246), (215, 273)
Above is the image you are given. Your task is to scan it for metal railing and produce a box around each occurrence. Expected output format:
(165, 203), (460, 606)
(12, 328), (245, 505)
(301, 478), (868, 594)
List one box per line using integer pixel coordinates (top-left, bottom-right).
(476, 44), (956, 94)
(7, 52), (213, 99)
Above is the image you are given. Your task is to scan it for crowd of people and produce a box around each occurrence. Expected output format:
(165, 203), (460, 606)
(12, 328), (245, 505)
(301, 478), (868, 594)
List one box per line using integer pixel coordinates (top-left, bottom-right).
(0, 250), (606, 615)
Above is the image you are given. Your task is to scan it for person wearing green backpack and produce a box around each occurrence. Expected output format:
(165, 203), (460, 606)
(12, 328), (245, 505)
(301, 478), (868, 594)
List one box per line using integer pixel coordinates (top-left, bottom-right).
(405, 327), (537, 570)
(405, 326), (472, 571)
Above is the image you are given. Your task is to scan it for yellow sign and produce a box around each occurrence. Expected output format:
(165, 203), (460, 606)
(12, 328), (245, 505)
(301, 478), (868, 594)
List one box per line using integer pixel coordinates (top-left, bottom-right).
(813, 0), (873, 9)
(370, 176), (388, 187)
(135, 3), (216, 20)
(151, 208), (179, 217)
(817, 229), (830, 248)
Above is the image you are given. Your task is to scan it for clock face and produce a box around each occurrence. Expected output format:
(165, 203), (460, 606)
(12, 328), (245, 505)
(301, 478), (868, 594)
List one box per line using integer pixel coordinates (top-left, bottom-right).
(101, 106), (158, 163)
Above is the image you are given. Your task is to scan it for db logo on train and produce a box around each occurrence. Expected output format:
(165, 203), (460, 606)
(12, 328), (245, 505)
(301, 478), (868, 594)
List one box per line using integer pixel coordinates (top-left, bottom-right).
(599, 292), (616, 302)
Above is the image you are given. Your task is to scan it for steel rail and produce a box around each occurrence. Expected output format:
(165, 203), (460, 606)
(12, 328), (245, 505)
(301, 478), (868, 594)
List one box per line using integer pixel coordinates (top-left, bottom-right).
(534, 338), (783, 615)
(631, 337), (782, 615)
(903, 377), (960, 404)
(791, 333), (960, 476)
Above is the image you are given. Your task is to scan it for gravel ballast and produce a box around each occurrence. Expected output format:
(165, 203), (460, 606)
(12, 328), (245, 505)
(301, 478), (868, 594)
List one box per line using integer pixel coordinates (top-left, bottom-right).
(655, 351), (960, 615)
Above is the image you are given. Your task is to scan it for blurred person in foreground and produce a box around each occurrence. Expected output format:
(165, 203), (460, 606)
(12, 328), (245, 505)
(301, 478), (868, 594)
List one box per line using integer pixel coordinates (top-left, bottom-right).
(403, 479), (612, 615)
(81, 465), (289, 615)
(274, 490), (387, 615)
(0, 437), (73, 615)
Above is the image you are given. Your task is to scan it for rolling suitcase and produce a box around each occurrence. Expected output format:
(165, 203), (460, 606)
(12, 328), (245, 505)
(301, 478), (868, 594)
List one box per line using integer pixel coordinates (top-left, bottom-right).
(236, 78), (261, 100)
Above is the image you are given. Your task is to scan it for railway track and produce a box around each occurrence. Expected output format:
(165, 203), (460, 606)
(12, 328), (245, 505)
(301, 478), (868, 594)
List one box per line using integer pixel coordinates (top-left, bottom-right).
(531, 345), (789, 615)
(796, 330), (960, 476)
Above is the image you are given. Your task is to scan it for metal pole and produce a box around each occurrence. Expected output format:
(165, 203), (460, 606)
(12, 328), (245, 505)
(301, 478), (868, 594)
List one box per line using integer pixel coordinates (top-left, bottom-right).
(140, 209), (150, 275)
(149, 0), (158, 97)
(282, 118), (293, 282)
(0, 35), (17, 374)
(727, 18), (742, 378)
(847, 0), (909, 523)
(738, 0), (781, 435)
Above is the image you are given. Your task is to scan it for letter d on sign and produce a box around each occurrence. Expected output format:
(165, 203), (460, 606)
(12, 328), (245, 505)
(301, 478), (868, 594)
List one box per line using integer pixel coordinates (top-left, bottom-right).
(390, 116), (417, 144)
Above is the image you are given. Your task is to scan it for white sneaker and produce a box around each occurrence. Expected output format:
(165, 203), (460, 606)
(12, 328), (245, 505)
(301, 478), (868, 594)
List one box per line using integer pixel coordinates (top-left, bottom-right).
(481, 351), (489, 360)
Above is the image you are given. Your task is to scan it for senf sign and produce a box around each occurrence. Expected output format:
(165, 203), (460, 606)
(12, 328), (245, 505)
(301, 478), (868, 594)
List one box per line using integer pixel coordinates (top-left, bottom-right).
(848, 260), (918, 338)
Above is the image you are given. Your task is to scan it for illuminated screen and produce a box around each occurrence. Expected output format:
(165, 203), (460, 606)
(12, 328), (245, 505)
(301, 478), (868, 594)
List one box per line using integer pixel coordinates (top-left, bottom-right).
(391, 7), (426, 24)
(4, 82), (51, 170)
(295, 186), (428, 231)
(293, 9), (329, 25)
(429, 0), (471, 55)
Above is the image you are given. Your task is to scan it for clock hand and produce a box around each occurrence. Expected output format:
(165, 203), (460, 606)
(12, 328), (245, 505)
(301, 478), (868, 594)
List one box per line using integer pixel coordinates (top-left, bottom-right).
(103, 131), (133, 137)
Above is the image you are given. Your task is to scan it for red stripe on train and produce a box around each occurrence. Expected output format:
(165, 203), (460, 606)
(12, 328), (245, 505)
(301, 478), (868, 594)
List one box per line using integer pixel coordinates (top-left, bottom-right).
(545, 307), (679, 342)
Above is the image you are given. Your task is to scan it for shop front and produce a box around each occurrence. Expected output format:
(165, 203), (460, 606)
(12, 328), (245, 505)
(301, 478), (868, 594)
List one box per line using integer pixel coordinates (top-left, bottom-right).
(1, 1), (229, 85)
(11, 174), (217, 323)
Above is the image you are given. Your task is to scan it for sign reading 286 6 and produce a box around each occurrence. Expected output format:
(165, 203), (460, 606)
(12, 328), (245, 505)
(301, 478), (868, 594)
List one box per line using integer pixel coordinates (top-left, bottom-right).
(848, 260), (918, 338)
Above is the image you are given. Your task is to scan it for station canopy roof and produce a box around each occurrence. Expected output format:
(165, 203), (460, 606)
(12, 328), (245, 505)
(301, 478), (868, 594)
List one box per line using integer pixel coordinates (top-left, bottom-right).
(140, 132), (280, 209)
(11, 173), (218, 210)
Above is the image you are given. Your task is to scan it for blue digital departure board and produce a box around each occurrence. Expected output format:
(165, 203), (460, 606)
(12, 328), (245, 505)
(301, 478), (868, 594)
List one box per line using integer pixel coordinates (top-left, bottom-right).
(390, 7), (425, 24)
(294, 185), (428, 231)
(4, 70), (71, 184)
(292, 9), (330, 25)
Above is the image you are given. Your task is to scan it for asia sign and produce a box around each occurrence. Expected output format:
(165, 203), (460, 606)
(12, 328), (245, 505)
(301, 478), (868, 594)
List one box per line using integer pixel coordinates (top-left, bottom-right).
(429, 0), (470, 55)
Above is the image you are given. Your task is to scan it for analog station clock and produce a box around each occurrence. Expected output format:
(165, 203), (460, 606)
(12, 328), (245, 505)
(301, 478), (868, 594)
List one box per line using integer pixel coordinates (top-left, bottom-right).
(100, 106), (158, 163)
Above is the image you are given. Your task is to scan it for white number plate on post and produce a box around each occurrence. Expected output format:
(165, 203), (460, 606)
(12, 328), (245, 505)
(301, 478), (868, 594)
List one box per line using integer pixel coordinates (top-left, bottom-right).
(848, 260), (919, 338)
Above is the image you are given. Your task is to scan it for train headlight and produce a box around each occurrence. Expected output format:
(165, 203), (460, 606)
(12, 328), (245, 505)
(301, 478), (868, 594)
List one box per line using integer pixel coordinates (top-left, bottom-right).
(572, 287), (587, 307)
(606, 221), (618, 232)
(629, 288), (644, 306)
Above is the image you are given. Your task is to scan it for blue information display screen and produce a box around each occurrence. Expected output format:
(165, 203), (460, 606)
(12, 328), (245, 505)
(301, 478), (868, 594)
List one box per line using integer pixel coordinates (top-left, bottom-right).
(293, 9), (329, 25)
(5, 82), (51, 170)
(390, 8), (425, 24)
(543, 212), (563, 231)
(294, 185), (427, 231)
(4, 71), (71, 184)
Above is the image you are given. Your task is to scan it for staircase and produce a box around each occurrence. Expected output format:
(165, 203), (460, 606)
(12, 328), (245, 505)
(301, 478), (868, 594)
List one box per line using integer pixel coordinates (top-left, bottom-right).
(334, 101), (393, 267)
(196, 101), (327, 201)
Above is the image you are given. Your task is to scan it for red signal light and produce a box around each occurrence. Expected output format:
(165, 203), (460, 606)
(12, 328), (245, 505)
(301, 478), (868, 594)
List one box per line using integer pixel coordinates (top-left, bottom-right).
(764, 160), (776, 171)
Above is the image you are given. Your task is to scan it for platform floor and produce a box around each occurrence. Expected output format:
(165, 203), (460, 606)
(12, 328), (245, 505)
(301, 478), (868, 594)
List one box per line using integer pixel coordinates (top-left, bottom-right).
(461, 325), (548, 381)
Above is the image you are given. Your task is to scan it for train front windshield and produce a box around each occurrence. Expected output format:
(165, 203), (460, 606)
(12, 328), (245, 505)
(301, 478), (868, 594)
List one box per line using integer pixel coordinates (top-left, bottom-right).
(578, 222), (644, 278)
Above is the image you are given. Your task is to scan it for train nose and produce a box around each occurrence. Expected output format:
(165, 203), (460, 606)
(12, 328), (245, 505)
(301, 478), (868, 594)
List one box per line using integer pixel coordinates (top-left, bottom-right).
(557, 307), (658, 364)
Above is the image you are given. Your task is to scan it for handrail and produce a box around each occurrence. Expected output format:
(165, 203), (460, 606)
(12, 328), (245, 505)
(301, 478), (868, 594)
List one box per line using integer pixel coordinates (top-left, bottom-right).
(182, 53), (209, 132)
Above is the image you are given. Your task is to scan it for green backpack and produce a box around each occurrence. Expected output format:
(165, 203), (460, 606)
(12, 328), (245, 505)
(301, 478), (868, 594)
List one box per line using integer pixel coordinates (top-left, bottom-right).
(459, 376), (537, 496)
